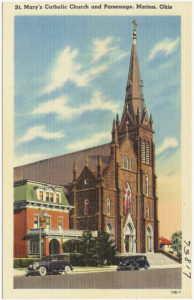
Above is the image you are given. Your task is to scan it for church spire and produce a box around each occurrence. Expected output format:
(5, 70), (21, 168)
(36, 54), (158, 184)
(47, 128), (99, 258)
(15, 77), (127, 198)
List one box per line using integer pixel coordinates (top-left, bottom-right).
(125, 20), (144, 119)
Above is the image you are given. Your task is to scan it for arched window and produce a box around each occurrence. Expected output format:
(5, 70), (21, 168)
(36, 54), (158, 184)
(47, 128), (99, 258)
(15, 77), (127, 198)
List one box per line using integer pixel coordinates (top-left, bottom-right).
(122, 155), (125, 168)
(146, 142), (150, 164)
(146, 205), (150, 220)
(84, 200), (89, 215)
(107, 198), (111, 214)
(146, 174), (149, 196)
(107, 223), (113, 234)
(129, 158), (132, 171)
(107, 223), (114, 239)
(142, 140), (146, 163)
(125, 157), (128, 169)
(123, 183), (132, 215)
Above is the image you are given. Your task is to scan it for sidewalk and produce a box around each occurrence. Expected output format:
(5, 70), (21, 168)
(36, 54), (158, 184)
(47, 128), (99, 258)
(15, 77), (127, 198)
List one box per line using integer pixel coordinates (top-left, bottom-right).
(72, 265), (117, 274)
(14, 263), (181, 276)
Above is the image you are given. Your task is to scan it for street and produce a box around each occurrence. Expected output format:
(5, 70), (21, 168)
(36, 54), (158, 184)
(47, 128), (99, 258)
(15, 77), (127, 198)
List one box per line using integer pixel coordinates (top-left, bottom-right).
(14, 268), (181, 289)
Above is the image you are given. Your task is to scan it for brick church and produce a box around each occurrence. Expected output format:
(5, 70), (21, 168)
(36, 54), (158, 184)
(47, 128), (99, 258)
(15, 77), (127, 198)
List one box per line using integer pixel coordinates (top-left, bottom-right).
(14, 22), (159, 254)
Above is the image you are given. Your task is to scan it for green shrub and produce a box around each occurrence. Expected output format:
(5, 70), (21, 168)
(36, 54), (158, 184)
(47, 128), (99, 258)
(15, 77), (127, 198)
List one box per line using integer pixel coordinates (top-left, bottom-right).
(115, 256), (127, 265)
(69, 253), (83, 266)
(14, 258), (40, 268)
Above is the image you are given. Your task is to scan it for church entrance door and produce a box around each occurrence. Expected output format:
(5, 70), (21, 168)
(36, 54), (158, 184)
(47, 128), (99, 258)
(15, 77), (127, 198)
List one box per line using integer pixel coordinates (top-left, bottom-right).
(125, 223), (134, 253)
(125, 235), (129, 252)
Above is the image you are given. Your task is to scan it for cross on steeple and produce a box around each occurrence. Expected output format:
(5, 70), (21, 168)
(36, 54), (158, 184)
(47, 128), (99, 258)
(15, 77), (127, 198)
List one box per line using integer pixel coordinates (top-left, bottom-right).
(132, 20), (137, 45)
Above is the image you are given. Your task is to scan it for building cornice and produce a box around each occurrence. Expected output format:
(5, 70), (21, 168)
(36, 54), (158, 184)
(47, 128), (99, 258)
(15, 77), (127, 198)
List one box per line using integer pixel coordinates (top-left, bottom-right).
(14, 200), (74, 212)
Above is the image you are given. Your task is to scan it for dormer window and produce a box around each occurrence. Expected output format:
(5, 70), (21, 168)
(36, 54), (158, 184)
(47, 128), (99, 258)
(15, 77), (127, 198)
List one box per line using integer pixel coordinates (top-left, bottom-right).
(37, 189), (61, 203)
(50, 193), (54, 202)
(46, 192), (49, 202)
(56, 193), (60, 203)
(39, 191), (43, 201)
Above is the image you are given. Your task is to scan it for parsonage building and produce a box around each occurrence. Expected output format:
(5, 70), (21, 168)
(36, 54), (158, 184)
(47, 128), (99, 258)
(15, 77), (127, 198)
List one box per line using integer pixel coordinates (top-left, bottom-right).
(14, 22), (159, 256)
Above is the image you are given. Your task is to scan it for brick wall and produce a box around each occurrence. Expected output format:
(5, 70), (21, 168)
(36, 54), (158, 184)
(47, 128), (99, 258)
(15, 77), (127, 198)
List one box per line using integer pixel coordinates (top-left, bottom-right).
(14, 209), (28, 257)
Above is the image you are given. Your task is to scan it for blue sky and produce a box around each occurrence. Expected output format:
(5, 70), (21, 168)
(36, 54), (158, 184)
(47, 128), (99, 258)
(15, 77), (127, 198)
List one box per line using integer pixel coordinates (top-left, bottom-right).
(14, 15), (181, 237)
(14, 16), (181, 172)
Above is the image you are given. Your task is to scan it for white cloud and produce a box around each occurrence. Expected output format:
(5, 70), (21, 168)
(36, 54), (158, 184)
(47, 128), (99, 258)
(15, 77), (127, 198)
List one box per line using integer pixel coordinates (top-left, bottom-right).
(31, 91), (119, 119)
(117, 51), (129, 60)
(43, 47), (81, 93)
(93, 37), (115, 62)
(14, 153), (50, 167)
(42, 38), (129, 94)
(147, 37), (179, 62)
(43, 46), (109, 94)
(16, 125), (64, 145)
(68, 131), (111, 151)
(30, 96), (69, 116)
(156, 137), (178, 156)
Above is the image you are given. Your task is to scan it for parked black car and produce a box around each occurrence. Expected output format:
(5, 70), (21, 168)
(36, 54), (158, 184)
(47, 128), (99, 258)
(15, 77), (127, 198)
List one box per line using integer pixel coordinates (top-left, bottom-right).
(27, 254), (73, 276)
(117, 255), (150, 271)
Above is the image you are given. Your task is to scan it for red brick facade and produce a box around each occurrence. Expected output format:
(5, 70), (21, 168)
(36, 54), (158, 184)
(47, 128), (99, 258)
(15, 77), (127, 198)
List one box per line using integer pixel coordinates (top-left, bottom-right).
(14, 181), (72, 258)
(69, 27), (159, 254)
(14, 207), (70, 258)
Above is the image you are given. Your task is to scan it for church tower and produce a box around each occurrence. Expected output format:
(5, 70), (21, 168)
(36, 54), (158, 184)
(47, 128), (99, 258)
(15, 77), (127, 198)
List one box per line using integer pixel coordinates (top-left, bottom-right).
(115, 20), (159, 252)
(68, 21), (159, 254)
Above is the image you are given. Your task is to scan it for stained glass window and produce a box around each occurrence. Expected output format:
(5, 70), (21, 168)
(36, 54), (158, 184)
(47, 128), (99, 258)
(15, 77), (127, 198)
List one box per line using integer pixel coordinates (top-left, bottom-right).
(123, 183), (132, 215)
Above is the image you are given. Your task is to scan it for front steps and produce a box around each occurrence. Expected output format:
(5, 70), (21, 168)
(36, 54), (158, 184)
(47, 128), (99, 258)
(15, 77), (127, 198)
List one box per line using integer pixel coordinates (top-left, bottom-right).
(118, 252), (180, 267)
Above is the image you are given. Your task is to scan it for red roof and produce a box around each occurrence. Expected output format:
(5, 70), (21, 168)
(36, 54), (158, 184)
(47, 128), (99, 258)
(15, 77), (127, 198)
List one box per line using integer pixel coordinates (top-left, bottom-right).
(159, 237), (171, 245)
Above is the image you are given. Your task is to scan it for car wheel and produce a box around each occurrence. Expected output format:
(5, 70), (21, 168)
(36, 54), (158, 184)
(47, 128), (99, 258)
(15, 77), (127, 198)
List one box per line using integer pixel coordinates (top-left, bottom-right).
(145, 264), (149, 270)
(64, 265), (71, 274)
(39, 266), (47, 277)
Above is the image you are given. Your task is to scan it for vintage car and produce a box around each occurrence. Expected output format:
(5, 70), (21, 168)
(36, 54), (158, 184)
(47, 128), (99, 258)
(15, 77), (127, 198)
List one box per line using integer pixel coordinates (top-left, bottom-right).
(117, 255), (150, 271)
(26, 254), (73, 276)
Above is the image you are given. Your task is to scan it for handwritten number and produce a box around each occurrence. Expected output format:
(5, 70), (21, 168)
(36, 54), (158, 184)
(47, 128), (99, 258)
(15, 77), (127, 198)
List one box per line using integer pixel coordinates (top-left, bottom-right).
(185, 257), (191, 263)
(183, 272), (191, 279)
(184, 240), (191, 246)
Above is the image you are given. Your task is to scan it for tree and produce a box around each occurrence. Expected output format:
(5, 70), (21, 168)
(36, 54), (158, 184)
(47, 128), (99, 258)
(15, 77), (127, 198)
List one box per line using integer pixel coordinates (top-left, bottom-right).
(171, 231), (182, 259)
(62, 239), (79, 253)
(79, 230), (95, 266)
(92, 231), (116, 266)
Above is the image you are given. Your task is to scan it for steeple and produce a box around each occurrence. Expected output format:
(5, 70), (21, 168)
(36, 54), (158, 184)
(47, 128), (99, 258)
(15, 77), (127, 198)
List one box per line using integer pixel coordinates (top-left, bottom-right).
(125, 20), (144, 119)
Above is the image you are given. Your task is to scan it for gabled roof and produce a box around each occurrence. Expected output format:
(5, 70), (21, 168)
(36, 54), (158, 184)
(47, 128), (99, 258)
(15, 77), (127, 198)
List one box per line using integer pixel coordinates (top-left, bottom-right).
(14, 143), (111, 193)
(159, 237), (171, 245)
